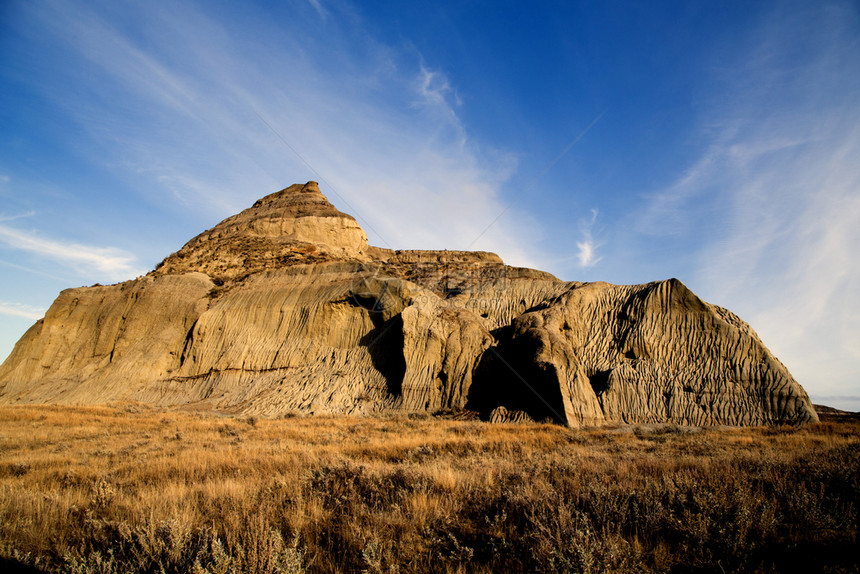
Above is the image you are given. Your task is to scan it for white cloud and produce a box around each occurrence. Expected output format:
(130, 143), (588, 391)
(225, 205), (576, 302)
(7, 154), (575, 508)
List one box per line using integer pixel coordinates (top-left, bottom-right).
(0, 225), (142, 281)
(576, 209), (601, 268)
(576, 240), (596, 267)
(0, 301), (46, 321)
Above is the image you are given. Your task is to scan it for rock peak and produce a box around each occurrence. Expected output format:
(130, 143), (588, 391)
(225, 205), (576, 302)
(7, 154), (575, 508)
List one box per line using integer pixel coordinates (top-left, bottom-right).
(153, 182), (368, 281)
(251, 181), (334, 213)
(250, 181), (351, 219)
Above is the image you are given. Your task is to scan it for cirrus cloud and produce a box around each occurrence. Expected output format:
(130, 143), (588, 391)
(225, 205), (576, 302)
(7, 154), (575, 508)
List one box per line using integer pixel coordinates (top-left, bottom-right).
(0, 225), (142, 282)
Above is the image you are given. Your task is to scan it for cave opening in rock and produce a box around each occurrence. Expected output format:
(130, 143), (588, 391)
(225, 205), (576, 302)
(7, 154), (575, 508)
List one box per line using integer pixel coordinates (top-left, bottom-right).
(468, 339), (568, 424)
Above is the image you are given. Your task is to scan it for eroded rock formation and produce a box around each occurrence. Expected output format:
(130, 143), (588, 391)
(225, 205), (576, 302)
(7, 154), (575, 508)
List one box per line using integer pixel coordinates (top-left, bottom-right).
(0, 182), (818, 425)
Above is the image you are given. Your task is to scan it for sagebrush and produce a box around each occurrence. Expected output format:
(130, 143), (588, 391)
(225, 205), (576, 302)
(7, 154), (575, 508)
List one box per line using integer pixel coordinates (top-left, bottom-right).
(1, 405), (857, 573)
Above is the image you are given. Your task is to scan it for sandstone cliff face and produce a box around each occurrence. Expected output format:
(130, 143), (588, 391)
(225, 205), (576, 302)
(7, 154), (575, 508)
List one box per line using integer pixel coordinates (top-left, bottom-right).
(0, 182), (818, 425)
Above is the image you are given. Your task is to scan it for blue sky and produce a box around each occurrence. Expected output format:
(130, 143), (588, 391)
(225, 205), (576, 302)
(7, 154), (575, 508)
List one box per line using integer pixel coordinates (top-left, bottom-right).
(1, 0), (858, 410)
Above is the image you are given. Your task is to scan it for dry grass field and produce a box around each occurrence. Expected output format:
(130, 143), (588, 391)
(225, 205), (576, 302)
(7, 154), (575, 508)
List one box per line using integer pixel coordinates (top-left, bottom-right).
(0, 405), (858, 573)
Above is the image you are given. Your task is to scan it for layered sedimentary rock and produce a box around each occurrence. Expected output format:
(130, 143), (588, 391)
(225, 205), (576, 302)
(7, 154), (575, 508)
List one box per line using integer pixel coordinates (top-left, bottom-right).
(153, 182), (369, 281)
(0, 182), (818, 425)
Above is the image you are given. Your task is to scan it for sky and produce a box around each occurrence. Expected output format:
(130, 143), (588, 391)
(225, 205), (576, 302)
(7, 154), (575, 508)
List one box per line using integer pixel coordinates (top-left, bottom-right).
(1, 0), (858, 411)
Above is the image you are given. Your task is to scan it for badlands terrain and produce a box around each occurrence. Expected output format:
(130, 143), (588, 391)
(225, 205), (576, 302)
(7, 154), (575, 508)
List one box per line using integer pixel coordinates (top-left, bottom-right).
(1, 183), (854, 573)
(0, 182), (818, 427)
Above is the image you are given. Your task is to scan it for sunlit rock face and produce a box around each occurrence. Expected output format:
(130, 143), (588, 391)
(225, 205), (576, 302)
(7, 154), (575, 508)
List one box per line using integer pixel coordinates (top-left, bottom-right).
(152, 181), (370, 282)
(0, 182), (818, 426)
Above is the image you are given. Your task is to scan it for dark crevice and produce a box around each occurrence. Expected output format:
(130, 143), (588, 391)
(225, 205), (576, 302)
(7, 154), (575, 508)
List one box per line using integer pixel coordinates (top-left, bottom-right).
(436, 369), (451, 407)
(489, 325), (512, 340)
(178, 321), (198, 368)
(443, 284), (463, 298)
(359, 314), (406, 397)
(588, 370), (611, 396)
(437, 369), (448, 387)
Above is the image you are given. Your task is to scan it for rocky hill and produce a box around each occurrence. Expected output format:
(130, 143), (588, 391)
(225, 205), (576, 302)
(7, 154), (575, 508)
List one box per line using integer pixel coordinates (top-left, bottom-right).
(0, 182), (818, 425)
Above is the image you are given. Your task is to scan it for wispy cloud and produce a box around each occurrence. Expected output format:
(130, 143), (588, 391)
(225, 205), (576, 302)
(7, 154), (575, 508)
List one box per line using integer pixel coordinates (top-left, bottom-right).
(0, 225), (141, 281)
(0, 258), (76, 283)
(417, 64), (452, 107)
(13, 1), (538, 267)
(635, 145), (722, 237)
(0, 211), (35, 223)
(0, 301), (46, 321)
(641, 2), (860, 404)
(307, 0), (327, 20)
(576, 209), (601, 267)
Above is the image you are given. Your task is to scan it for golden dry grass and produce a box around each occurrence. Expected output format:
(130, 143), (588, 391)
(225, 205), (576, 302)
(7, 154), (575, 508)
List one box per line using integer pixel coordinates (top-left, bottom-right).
(1, 404), (858, 573)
